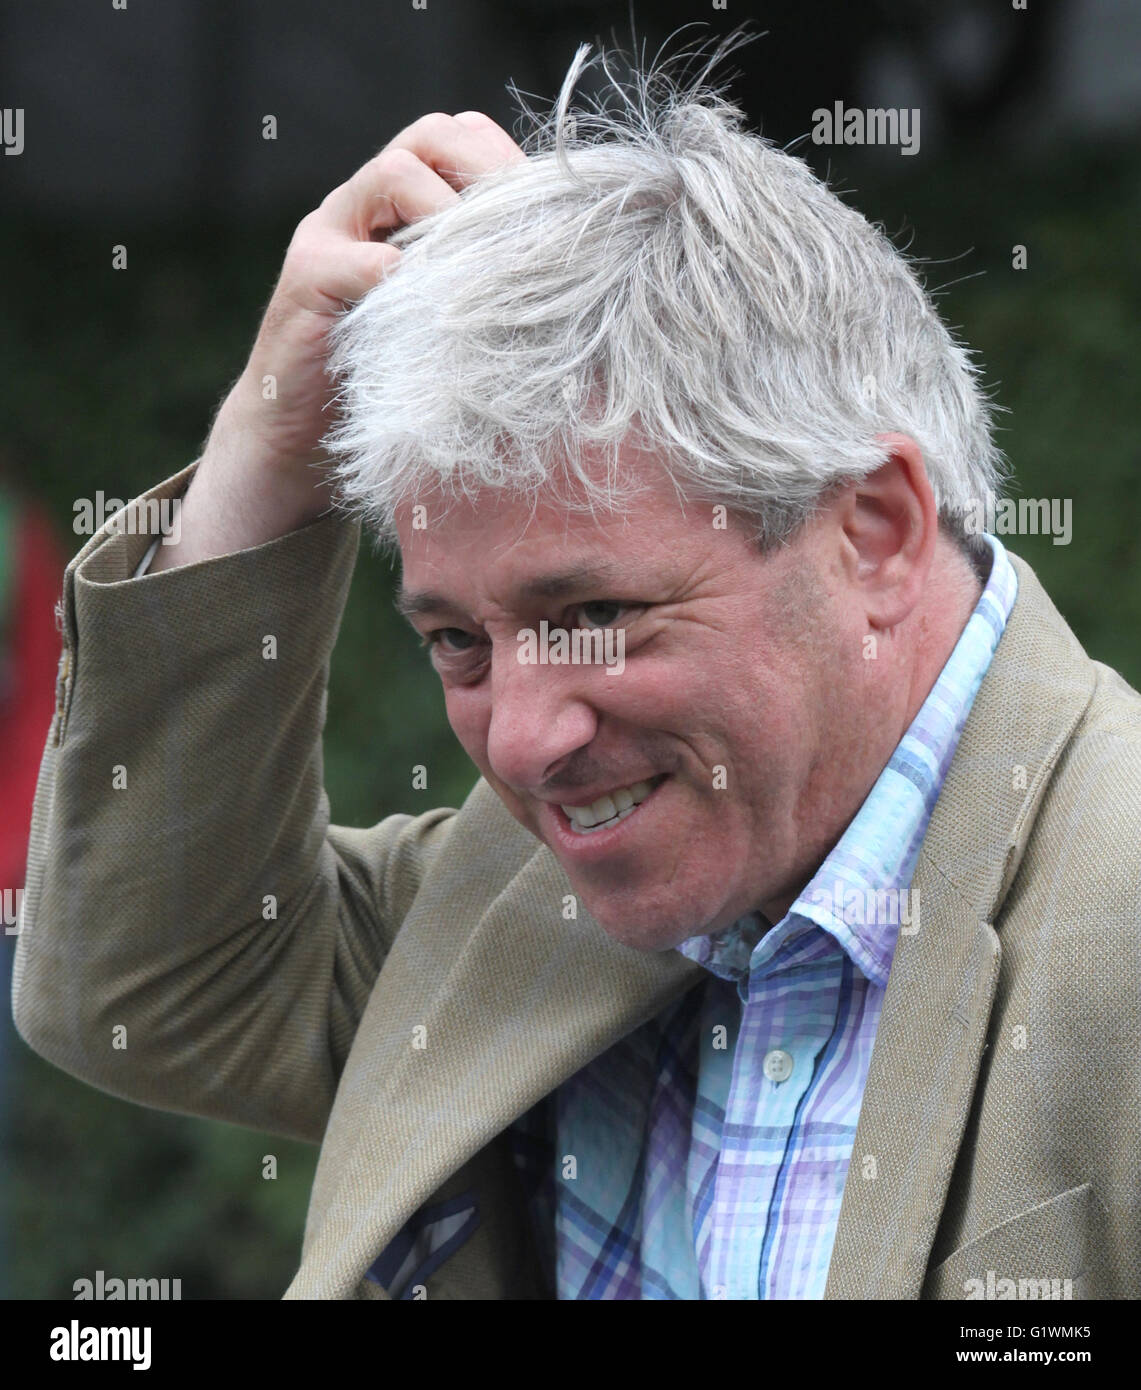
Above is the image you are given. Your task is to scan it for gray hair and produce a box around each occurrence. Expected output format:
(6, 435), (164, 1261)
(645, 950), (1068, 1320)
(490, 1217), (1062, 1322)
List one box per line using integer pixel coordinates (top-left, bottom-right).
(324, 35), (1007, 552)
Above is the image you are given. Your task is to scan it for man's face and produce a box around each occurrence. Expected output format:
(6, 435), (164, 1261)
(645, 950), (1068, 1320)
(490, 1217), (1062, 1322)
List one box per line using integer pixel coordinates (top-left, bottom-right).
(395, 451), (866, 951)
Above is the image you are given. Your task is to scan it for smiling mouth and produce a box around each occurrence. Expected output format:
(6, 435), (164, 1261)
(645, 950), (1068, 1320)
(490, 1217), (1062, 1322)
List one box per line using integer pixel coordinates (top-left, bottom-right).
(559, 774), (668, 835)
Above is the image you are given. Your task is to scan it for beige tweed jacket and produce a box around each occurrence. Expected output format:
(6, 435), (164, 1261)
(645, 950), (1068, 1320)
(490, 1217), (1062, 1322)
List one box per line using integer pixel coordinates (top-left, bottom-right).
(12, 460), (1141, 1299)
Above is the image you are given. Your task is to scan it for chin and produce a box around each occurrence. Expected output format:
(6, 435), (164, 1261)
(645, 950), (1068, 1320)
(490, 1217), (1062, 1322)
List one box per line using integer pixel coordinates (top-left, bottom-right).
(577, 862), (772, 951)
(594, 919), (697, 953)
(578, 890), (717, 953)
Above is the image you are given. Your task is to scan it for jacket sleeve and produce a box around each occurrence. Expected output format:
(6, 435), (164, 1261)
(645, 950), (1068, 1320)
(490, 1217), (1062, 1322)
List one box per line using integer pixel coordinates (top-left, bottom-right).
(10, 460), (457, 1144)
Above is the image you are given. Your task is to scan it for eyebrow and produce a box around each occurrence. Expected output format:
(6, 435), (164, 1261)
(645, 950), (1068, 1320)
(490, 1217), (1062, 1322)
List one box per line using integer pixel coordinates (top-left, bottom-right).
(394, 561), (631, 622)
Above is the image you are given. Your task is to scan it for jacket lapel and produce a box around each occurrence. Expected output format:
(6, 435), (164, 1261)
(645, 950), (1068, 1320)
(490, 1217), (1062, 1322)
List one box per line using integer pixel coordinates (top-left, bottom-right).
(822, 861), (1001, 1297)
(287, 794), (704, 1297)
(824, 552), (1095, 1297)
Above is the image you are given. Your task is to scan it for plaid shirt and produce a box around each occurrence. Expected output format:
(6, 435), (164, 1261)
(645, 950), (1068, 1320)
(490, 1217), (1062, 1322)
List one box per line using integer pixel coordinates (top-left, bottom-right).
(510, 532), (1018, 1298)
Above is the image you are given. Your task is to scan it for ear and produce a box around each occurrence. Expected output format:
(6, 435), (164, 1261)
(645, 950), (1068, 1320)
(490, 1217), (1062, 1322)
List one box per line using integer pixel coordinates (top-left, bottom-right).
(833, 433), (937, 630)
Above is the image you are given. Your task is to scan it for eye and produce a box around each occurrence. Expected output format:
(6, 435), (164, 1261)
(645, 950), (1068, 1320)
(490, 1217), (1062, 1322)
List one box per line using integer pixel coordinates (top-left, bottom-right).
(422, 627), (482, 654)
(572, 600), (639, 629)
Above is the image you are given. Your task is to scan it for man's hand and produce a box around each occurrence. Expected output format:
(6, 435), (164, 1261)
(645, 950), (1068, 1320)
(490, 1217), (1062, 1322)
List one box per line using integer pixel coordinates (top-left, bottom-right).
(149, 111), (525, 572)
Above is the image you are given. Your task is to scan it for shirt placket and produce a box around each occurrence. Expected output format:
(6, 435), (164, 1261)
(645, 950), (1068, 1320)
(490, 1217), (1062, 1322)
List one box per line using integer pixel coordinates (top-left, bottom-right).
(704, 926), (845, 1299)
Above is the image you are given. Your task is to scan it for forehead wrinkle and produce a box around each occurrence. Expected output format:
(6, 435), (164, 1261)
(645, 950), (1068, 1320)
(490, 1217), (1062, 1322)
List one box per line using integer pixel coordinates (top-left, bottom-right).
(515, 560), (631, 602)
(394, 557), (637, 624)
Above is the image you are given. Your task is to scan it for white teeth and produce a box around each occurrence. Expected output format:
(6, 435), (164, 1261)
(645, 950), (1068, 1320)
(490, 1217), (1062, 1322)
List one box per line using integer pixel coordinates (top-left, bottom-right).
(560, 777), (659, 832)
(565, 804), (640, 835)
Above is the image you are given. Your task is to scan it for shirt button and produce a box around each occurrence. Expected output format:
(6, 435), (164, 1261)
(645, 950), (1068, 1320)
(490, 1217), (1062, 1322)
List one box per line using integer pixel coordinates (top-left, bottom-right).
(763, 1049), (793, 1083)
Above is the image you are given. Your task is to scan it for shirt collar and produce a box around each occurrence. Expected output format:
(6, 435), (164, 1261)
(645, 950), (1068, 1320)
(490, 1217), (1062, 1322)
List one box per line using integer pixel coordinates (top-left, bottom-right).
(677, 532), (1019, 989)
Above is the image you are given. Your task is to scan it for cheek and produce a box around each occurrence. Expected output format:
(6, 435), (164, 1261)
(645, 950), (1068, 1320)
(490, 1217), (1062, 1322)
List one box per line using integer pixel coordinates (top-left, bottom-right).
(444, 687), (541, 811)
(442, 688), (490, 762)
(696, 677), (812, 801)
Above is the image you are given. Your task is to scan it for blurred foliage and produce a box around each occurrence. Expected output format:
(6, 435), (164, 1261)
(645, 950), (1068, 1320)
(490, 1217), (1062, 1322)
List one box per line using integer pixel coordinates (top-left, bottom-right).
(1, 132), (1138, 1299)
(856, 140), (1141, 685)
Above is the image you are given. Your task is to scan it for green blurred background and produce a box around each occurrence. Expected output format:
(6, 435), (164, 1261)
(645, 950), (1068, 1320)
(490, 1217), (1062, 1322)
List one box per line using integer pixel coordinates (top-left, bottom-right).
(1, 0), (1138, 1298)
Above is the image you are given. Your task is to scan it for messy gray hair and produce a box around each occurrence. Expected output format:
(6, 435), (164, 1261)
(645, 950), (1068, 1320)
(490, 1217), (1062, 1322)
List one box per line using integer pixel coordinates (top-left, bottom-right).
(324, 33), (1006, 552)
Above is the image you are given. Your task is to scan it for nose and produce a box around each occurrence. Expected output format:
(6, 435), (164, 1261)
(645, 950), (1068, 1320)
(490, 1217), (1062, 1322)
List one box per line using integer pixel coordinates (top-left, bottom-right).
(485, 642), (600, 790)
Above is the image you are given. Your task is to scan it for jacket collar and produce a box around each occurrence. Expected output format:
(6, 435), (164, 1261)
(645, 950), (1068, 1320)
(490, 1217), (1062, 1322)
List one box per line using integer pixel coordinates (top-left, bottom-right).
(823, 551), (1095, 1296)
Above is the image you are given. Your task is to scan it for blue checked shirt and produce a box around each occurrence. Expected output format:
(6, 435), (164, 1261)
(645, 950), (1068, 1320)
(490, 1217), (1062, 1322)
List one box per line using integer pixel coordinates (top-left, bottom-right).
(509, 532), (1018, 1298)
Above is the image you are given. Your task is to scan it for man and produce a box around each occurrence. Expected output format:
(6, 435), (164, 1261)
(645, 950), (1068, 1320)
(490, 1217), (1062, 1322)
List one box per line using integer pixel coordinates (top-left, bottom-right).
(11, 41), (1140, 1300)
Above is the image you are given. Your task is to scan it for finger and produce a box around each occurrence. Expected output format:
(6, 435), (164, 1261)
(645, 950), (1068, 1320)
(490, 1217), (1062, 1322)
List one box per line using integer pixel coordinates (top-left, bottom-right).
(319, 237), (404, 306)
(384, 110), (526, 189)
(318, 145), (461, 239)
(452, 109), (527, 165)
(277, 210), (404, 311)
